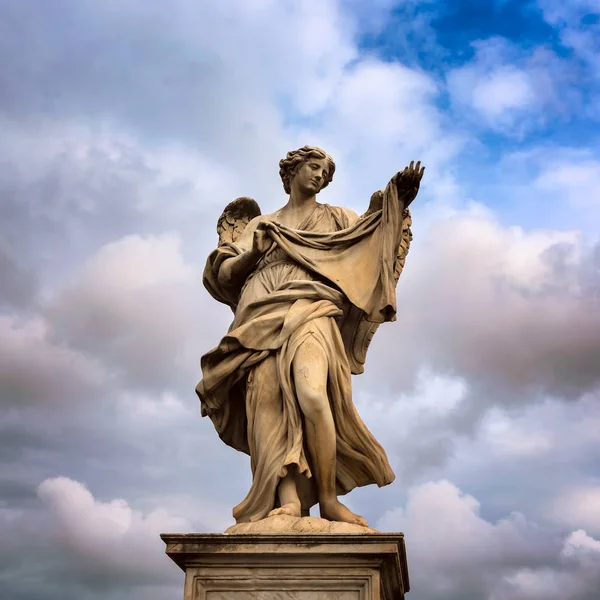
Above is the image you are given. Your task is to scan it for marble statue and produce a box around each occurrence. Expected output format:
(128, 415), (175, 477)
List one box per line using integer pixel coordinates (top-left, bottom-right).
(196, 146), (424, 528)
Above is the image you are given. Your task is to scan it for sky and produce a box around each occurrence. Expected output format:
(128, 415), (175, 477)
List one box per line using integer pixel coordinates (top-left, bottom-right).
(1, 0), (599, 599)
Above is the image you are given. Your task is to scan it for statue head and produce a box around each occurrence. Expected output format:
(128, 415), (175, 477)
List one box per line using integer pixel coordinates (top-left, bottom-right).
(279, 146), (336, 195)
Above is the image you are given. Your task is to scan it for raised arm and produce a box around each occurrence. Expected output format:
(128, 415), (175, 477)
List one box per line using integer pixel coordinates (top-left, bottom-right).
(392, 160), (425, 209)
(362, 160), (425, 218)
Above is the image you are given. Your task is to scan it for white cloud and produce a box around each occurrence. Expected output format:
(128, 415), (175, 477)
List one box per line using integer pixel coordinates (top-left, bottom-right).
(446, 38), (574, 133)
(46, 233), (222, 394)
(422, 391), (600, 538)
(539, 0), (600, 66)
(378, 480), (540, 567)
(295, 58), (463, 213)
(549, 487), (600, 535)
(365, 207), (600, 406)
(471, 67), (535, 117)
(0, 118), (235, 215)
(378, 480), (600, 600)
(534, 159), (600, 208)
(120, 391), (189, 423)
(38, 477), (190, 580)
(493, 144), (600, 238)
(563, 528), (600, 557)
(71, 233), (194, 290)
(482, 410), (553, 459)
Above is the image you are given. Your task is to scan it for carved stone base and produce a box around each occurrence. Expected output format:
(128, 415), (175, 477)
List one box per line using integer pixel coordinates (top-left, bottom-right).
(225, 514), (379, 534)
(161, 532), (410, 600)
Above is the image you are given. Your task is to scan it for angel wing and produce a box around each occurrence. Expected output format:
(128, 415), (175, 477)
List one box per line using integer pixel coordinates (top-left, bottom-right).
(344, 208), (413, 374)
(364, 189), (384, 217)
(216, 197), (262, 246)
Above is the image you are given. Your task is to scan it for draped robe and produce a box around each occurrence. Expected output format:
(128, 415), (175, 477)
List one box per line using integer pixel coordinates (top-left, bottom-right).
(196, 180), (405, 522)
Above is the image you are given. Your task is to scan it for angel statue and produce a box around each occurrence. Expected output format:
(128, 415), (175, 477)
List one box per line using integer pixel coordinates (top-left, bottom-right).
(196, 146), (424, 528)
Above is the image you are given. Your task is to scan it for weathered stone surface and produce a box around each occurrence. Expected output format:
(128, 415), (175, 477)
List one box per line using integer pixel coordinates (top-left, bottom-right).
(206, 588), (361, 599)
(195, 145), (425, 527)
(162, 532), (410, 600)
(225, 514), (379, 534)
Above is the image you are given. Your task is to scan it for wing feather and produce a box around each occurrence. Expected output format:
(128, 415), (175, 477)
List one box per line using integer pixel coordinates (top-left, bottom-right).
(216, 197), (262, 246)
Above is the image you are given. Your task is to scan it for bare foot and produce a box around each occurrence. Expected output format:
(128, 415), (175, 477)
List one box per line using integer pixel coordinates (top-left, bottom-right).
(268, 502), (301, 518)
(320, 499), (369, 527)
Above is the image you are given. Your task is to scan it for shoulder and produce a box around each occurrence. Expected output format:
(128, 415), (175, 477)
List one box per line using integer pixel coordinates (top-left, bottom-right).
(341, 207), (359, 223)
(328, 205), (360, 226)
(245, 213), (274, 232)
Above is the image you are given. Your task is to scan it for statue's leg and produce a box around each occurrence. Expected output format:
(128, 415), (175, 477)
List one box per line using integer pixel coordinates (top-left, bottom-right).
(293, 331), (368, 527)
(270, 465), (301, 518)
(235, 356), (301, 522)
(252, 357), (300, 517)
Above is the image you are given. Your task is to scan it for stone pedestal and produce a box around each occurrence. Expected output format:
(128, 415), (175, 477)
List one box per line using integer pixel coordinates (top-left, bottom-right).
(161, 532), (410, 600)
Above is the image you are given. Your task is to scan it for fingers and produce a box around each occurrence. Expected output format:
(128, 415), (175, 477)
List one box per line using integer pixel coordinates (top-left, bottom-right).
(395, 161), (425, 190)
(253, 230), (271, 253)
(403, 160), (425, 180)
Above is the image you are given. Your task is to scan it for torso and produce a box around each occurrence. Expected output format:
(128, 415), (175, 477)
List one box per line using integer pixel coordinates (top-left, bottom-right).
(260, 202), (358, 232)
(239, 203), (358, 303)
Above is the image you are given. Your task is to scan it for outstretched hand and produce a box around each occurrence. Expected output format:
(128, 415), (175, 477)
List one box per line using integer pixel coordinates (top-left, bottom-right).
(393, 160), (425, 208)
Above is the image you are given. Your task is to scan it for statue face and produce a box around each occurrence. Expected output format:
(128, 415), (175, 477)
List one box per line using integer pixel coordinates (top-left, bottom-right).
(293, 157), (329, 196)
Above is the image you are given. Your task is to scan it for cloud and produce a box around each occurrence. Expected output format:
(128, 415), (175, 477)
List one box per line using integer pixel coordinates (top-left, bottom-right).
(37, 477), (190, 574)
(32, 167), (599, 505)
(488, 144), (600, 237)
(446, 37), (579, 133)
(0, 237), (37, 310)
(501, 530), (600, 600)
(0, 118), (239, 289)
(471, 67), (535, 117)
(548, 487), (600, 536)
(366, 208), (600, 409)
(378, 480), (600, 600)
(0, 0), (356, 178)
(0, 315), (105, 408)
(45, 233), (227, 395)
(0, 1), (599, 600)
(0, 477), (189, 599)
(537, 0), (600, 120)
(539, 0), (600, 64)
(534, 158), (600, 209)
(291, 57), (464, 218)
(0, 0), (463, 278)
(408, 391), (600, 539)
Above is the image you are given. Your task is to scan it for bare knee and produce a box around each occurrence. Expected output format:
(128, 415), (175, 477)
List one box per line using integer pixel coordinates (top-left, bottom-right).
(293, 338), (330, 424)
(297, 387), (330, 424)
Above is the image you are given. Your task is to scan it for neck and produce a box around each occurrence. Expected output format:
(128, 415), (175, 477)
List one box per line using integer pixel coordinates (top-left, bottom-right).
(286, 188), (317, 211)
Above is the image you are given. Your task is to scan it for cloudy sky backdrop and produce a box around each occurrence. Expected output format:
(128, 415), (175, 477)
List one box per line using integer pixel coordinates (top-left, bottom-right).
(1, 1), (600, 599)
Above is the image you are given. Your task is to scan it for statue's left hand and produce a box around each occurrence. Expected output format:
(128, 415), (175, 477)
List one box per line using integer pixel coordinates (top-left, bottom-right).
(393, 161), (425, 207)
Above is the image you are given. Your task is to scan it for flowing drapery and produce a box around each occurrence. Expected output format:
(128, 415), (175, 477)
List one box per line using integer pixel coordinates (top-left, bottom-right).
(196, 180), (404, 522)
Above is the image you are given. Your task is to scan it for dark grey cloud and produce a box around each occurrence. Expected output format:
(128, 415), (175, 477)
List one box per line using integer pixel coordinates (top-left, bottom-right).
(0, 238), (37, 309)
(364, 221), (600, 407)
(0, 316), (105, 410)
(0, 119), (232, 292)
(0, 480), (186, 600)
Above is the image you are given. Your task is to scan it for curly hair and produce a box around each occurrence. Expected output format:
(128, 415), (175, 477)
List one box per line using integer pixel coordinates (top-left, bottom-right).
(278, 145), (336, 194)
